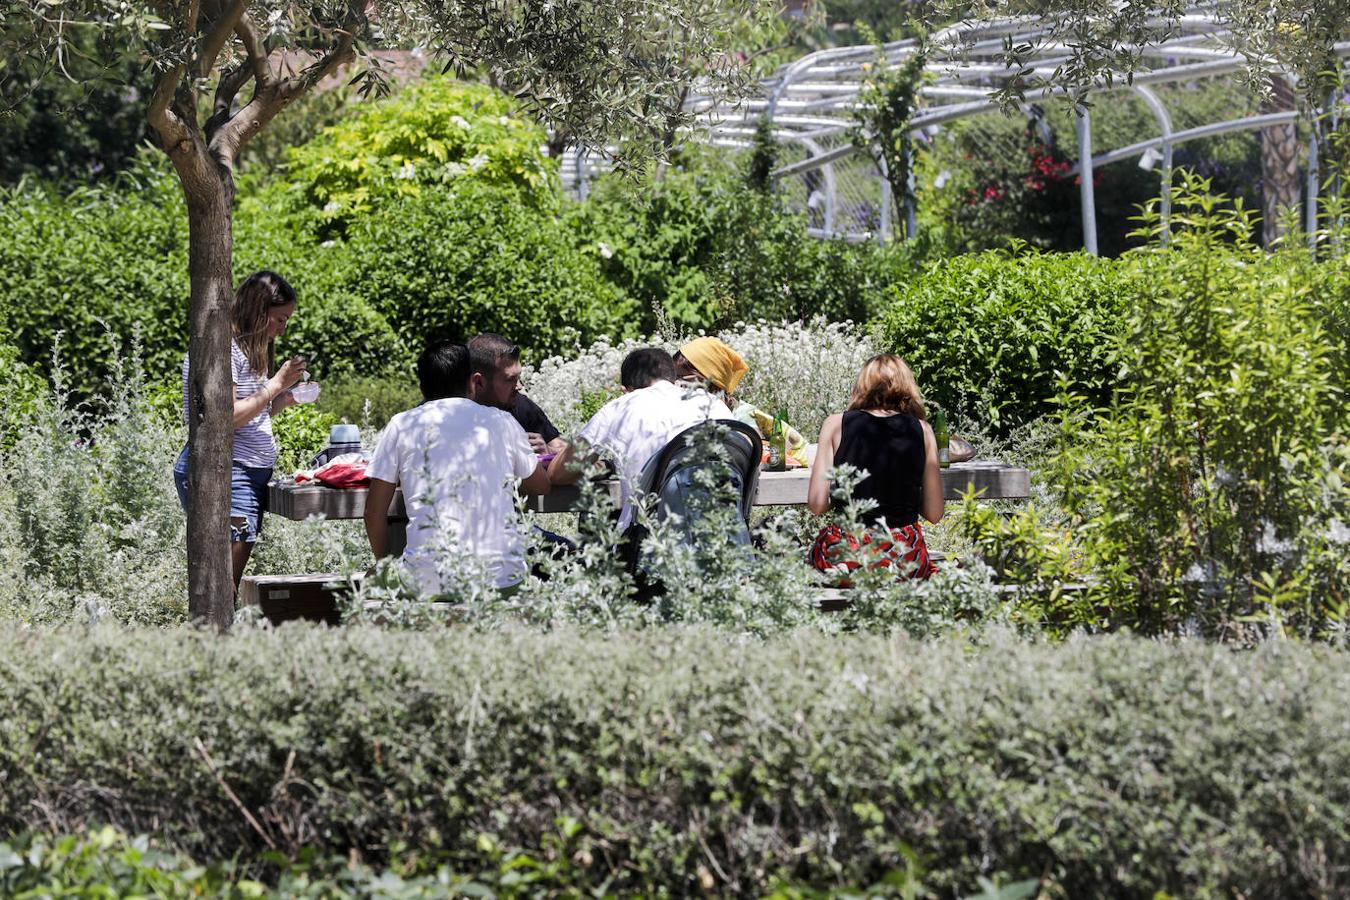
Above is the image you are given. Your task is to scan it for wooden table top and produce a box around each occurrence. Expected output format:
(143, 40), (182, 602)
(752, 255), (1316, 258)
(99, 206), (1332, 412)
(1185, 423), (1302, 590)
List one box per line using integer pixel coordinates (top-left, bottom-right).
(269, 461), (1030, 521)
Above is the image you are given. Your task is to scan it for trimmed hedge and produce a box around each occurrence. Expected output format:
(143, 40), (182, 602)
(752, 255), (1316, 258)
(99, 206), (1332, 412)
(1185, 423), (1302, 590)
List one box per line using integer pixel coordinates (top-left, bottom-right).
(876, 249), (1132, 431)
(2, 625), (1348, 896)
(339, 181), (637, 358)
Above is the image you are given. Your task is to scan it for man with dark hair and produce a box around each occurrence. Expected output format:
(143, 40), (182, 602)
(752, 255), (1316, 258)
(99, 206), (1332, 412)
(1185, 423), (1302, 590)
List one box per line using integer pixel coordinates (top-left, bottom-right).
(417, 342), (471, 401)
(365, 342), (551, 596)
(619, 347), (677, 391)
(467, 333), (566, 455)
(549, 348), (731, 533)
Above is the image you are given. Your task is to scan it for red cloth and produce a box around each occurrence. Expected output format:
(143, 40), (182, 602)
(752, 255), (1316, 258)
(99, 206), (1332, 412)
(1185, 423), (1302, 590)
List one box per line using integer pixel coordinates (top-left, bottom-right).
(313, 461), (370, 489)
(808, 522), (935, 586)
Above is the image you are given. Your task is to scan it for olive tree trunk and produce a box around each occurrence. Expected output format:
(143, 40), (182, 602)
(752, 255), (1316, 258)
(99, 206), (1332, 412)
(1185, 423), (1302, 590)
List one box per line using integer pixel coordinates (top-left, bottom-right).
(1260, 76), (1301, 247)
(145, 17), (359, 628)
(150, 64), (244, 629)
(181, 188), (238, 629)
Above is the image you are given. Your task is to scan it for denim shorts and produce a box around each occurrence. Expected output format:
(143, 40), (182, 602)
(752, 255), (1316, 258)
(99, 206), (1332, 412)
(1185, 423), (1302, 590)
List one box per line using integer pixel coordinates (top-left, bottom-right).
(174, 446), (273, 544)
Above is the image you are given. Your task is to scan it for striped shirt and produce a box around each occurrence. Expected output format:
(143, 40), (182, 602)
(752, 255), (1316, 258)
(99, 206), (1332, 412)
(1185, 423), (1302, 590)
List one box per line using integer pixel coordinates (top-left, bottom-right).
(181, 340), (277, 469)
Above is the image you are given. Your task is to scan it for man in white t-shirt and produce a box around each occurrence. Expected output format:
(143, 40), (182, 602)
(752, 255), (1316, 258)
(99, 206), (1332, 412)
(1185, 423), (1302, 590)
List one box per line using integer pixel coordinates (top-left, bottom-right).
(365, 343), (551, 596)
(547, 348), (733, 535)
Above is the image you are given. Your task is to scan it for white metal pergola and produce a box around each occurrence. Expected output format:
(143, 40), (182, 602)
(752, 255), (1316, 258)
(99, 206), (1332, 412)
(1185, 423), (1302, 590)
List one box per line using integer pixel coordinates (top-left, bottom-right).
(564, 9), (1350, 250)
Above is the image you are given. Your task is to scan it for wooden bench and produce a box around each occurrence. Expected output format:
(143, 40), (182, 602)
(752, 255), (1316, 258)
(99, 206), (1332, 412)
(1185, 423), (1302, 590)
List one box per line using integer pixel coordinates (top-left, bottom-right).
(238, 573), (353, 626)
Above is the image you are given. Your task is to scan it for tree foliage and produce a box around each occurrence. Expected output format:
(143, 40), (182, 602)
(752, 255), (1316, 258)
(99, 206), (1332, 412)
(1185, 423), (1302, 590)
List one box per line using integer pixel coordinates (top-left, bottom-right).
(948, 0), (1348, 110)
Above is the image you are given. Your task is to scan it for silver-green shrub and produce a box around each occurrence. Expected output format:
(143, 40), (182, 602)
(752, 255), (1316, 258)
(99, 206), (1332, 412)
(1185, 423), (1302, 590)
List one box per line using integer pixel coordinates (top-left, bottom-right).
(2, 624), (1347, 896)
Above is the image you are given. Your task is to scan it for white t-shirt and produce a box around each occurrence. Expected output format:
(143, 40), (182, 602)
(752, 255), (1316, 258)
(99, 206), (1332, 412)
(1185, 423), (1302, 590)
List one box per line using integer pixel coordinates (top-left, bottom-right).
(576, 380), (734, 530)
(367, 398), (539, 594)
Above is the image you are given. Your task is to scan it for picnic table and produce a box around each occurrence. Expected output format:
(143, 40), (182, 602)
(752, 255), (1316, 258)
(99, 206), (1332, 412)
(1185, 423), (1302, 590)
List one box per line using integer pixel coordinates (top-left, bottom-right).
(269, 461), (1030, 556)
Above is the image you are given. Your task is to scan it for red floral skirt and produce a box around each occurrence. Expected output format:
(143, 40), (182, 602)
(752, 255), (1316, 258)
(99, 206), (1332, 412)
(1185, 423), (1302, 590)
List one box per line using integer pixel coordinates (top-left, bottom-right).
(809, 522), (935, 584)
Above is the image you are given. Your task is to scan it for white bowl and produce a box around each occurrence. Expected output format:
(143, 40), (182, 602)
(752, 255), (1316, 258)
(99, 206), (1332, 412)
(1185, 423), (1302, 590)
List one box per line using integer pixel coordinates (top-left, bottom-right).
(290, 382), (321, 403)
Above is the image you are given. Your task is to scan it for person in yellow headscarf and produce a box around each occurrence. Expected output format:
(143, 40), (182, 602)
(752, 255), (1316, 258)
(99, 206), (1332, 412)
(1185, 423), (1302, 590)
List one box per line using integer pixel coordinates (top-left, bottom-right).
(674, 337), (809, 466)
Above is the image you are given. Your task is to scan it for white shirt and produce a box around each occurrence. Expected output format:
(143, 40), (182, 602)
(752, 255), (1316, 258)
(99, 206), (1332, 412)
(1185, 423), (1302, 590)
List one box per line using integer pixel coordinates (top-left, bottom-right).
(367, 398), (539, 594)
(576, 380), (734, 530)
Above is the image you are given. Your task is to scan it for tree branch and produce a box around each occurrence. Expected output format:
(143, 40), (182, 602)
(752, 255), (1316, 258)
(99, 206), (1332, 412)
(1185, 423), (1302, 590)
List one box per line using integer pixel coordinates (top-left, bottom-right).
(197, 0), (249, 79)
(236, 15), (273, 89)
(148, 62), (191, 148)
(277, 20), (361, 100)
(210, 63), (251, 123)
(146, 0), (198, 148)
(214, 3), (364, 161)
(206, 14), (274, 140)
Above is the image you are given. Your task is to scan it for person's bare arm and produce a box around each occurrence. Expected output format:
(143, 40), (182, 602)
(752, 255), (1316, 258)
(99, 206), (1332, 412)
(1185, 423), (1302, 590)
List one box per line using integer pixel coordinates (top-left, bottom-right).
(364, 478), (398, 559)
(920, 420), (945, 524)
(232, 356), (305, 428)
(807, 414), (842, 515)
(548, 442), (582, 485)
(520, 463), (552, 496)
(545, 435), (567, 455)
(232, 385), (274, 429)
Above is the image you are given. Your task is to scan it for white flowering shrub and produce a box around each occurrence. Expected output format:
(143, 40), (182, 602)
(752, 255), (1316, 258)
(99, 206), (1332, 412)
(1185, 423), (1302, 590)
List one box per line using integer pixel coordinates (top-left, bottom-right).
(524, 317), (878, 439)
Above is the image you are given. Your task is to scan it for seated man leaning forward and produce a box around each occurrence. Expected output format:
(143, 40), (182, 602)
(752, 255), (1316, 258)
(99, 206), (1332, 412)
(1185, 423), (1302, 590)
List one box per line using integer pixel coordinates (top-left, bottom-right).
(548, 348), (733, 538)
(468, 333), (566, 455)
(364, 343), (551, 596)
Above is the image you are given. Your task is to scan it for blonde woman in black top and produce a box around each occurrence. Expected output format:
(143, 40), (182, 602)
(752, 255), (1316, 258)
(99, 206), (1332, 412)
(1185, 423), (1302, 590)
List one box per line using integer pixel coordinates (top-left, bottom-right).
(807, 355), (943, 581)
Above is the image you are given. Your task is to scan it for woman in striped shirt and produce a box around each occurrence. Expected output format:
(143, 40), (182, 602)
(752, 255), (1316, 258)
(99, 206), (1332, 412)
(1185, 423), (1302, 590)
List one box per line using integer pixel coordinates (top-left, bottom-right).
(174, 271), (310, 589)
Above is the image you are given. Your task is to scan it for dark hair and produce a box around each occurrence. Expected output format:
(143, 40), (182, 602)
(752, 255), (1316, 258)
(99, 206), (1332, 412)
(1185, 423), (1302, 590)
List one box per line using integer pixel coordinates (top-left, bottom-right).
(232, 270), (296, 376)
(417, 343), (472, 401)
(467, 333), (520, 376)
(620, 348), (676, 390)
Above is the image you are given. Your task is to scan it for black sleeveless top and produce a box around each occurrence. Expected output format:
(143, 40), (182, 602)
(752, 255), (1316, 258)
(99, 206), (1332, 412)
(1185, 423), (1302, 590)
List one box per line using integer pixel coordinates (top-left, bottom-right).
(832, 410), (925, 526)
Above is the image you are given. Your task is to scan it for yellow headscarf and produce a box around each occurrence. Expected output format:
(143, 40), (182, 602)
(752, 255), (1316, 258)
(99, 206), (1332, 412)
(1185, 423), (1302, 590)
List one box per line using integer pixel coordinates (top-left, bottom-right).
(680, 337), (749, 395)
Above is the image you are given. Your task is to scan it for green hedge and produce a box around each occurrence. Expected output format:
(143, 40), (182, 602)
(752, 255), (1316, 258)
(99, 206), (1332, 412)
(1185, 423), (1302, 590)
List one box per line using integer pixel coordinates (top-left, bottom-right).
(876, 249), (1132, 430)
(0, 172), (190, 399)
(338, 181), (637, 358)
(2, 625), (1347, 896)
(570, 149), (923, 331)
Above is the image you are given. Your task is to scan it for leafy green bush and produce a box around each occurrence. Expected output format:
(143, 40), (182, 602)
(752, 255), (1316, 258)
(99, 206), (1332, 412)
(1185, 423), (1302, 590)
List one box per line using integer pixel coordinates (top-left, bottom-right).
(272, 402), (340, 474)
(571, 148), (918, 331)
(318, 375), (422, 431)
(2, 625), (1348, 896)
(0, 77), (622, 396)
(0, 164), (191, 400)
(876, 248), (1131, 431)
(967, 178), (1350, 638)
(282, 76), (558, 237)
(0, 162), (412, 399)
(341, 181), (637, 358)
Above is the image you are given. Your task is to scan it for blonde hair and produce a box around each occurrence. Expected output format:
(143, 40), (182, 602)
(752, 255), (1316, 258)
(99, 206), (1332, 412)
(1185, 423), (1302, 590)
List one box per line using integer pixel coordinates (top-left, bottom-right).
(232, 270), (296, 376)
(847, 354), (927, 419)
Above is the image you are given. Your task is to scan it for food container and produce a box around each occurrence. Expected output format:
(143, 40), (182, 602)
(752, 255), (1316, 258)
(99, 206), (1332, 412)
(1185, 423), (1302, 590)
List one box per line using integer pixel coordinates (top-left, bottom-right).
(290, 382), (321, 403)
(309, 423), (364, 468)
